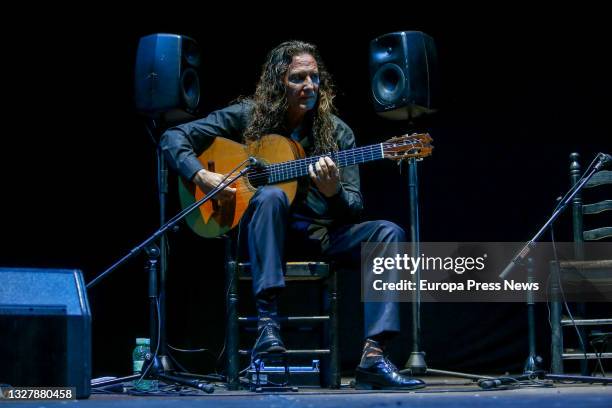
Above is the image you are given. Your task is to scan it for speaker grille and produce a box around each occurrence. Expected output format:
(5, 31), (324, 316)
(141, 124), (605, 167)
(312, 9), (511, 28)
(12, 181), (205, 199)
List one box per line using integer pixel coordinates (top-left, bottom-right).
(181, 67), (200, 111)
(372, 63), (406, 105)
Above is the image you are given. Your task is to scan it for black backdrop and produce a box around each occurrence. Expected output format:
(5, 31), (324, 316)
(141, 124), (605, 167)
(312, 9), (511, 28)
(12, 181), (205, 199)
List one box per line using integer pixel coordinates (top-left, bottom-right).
(2, 8), (610, 378)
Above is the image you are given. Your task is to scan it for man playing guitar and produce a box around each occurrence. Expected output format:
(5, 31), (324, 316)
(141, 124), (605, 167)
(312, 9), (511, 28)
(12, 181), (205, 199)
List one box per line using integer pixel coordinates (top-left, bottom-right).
(161, 40), (426, 390)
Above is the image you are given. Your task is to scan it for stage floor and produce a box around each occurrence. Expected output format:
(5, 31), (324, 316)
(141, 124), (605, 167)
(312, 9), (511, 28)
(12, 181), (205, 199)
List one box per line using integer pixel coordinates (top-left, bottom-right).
(4, 375), (612, 407)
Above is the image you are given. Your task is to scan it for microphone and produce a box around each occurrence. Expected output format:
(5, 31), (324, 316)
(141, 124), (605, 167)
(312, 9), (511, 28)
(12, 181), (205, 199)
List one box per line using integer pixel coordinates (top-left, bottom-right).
(248, 157), (265, 169)
(499, 261), (517, 280)
(598, 153), (612, 167)
(499, 242), (534, 279)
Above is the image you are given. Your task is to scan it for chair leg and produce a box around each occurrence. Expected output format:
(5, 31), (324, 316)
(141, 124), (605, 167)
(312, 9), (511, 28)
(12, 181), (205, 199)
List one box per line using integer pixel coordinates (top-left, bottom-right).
(328, 267), (340, 388)
(550, 262), (564, 374)
(577, 303), (589, 376)
(225, 239), (240, 390)
(551, 300), (564, 374)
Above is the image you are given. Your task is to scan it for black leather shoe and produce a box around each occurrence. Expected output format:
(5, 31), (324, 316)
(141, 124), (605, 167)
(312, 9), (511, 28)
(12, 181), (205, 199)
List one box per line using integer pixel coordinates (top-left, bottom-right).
(252, 319), (286, 357)
(355, 358), (426, 390)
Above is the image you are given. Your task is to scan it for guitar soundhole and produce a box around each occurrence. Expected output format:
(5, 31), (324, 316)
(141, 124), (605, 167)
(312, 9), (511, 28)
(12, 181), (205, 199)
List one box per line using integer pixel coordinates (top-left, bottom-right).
(246, 167), (269, 188)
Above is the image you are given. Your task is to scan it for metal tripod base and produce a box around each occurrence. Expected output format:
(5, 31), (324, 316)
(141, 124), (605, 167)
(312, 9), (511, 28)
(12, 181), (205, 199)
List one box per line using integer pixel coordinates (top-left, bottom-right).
(401, 352), (493, 381)
(405, 352), (427, 375)
(400, 367), (494, 381)
(158, 354), (173, 372)
(523, 354), (543, 374)
(545, 373), (612, 384)
(478, 370), (612, 389)
(91, 355), (214, 393)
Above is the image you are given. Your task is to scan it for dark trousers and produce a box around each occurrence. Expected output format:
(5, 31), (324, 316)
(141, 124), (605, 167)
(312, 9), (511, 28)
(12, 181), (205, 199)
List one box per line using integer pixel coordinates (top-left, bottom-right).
(238, 186), (404, 338)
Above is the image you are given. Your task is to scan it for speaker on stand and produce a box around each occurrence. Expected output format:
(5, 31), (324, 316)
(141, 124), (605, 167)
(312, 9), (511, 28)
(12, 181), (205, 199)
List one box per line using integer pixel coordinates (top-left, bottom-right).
(89, 34), (215, 393)
(369, 31), (480, 380)
(133, 32), (203, 375)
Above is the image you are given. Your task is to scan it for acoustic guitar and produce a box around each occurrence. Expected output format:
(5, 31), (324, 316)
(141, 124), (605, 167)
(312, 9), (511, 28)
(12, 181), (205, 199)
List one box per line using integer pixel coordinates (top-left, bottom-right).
(179, 133), (433, 238)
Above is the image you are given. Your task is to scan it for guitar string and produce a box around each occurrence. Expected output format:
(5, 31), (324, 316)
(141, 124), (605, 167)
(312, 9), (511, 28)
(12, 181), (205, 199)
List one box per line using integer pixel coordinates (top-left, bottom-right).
(227, 141), (421, 194)
(242, 139), (424, 185)
(244, 145), (381, 186)
(267, 138), (424, 176)
(257, 144), (381, 183)
(241, 142), (423, 187)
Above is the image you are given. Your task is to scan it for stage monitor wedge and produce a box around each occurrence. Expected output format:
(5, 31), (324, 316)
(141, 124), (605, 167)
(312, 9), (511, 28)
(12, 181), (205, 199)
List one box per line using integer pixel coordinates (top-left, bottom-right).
(0, 267), (91, 399)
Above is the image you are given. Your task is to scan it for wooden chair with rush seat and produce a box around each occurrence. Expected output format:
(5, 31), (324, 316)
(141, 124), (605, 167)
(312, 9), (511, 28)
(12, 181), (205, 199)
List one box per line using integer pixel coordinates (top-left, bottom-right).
(223, 237), (340, 390)
(550, 152), (612, 375)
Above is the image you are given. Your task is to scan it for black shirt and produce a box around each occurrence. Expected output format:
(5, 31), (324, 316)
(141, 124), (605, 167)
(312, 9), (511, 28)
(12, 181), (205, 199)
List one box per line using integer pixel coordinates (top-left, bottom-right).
(160, 101), (363, 226)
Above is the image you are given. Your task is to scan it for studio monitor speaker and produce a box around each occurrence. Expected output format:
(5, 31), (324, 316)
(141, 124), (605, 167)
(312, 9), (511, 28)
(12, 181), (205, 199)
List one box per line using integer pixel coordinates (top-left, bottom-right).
(134, 33), (201, 119)
(369, 31), (438, 120)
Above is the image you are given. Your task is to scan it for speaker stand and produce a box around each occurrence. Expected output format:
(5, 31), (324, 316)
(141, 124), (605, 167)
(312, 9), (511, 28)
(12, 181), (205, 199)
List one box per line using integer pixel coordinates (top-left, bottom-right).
(88, 122), (254, 394)
(147, 122), (174, 375)
(401, 158), (489, 382)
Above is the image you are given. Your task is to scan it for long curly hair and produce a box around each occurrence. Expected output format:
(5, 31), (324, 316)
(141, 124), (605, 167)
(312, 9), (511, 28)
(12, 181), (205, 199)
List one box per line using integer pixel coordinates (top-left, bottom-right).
(242, 40), (338, 154)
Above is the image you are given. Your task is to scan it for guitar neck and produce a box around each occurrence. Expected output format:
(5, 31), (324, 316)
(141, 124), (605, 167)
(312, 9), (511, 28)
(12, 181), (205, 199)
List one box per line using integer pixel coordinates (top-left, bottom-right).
(267, 143), (384, 184)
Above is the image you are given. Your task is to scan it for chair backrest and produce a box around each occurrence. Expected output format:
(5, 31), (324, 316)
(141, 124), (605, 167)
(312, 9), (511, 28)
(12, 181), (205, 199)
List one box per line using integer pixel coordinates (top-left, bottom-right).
(570, 153), (612, 248)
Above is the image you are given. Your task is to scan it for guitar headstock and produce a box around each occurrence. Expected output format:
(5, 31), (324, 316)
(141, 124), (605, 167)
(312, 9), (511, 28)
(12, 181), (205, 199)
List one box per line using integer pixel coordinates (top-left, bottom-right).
(382, 133), (433, 161)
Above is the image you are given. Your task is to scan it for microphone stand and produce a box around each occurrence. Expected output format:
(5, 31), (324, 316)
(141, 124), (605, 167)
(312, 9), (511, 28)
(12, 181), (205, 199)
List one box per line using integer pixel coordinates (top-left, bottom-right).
(485, 153), (612, 389)
(499, 153), (609, 280)
(88, 159), (255, 393)
(523, 257), (543, 373)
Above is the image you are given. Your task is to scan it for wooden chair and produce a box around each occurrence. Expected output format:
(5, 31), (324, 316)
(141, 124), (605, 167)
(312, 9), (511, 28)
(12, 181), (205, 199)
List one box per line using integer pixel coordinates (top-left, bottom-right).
(223, 238), (340, 390)
(550, 152), (612, 374)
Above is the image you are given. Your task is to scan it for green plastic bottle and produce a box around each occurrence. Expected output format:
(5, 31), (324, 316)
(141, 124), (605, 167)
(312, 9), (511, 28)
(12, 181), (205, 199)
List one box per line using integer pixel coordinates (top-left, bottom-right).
(132, 338), (157, 391)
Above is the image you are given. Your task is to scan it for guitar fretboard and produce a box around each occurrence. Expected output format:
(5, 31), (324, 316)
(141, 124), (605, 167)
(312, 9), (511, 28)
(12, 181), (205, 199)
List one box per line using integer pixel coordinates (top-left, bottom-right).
(266, 143), (384, 184)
